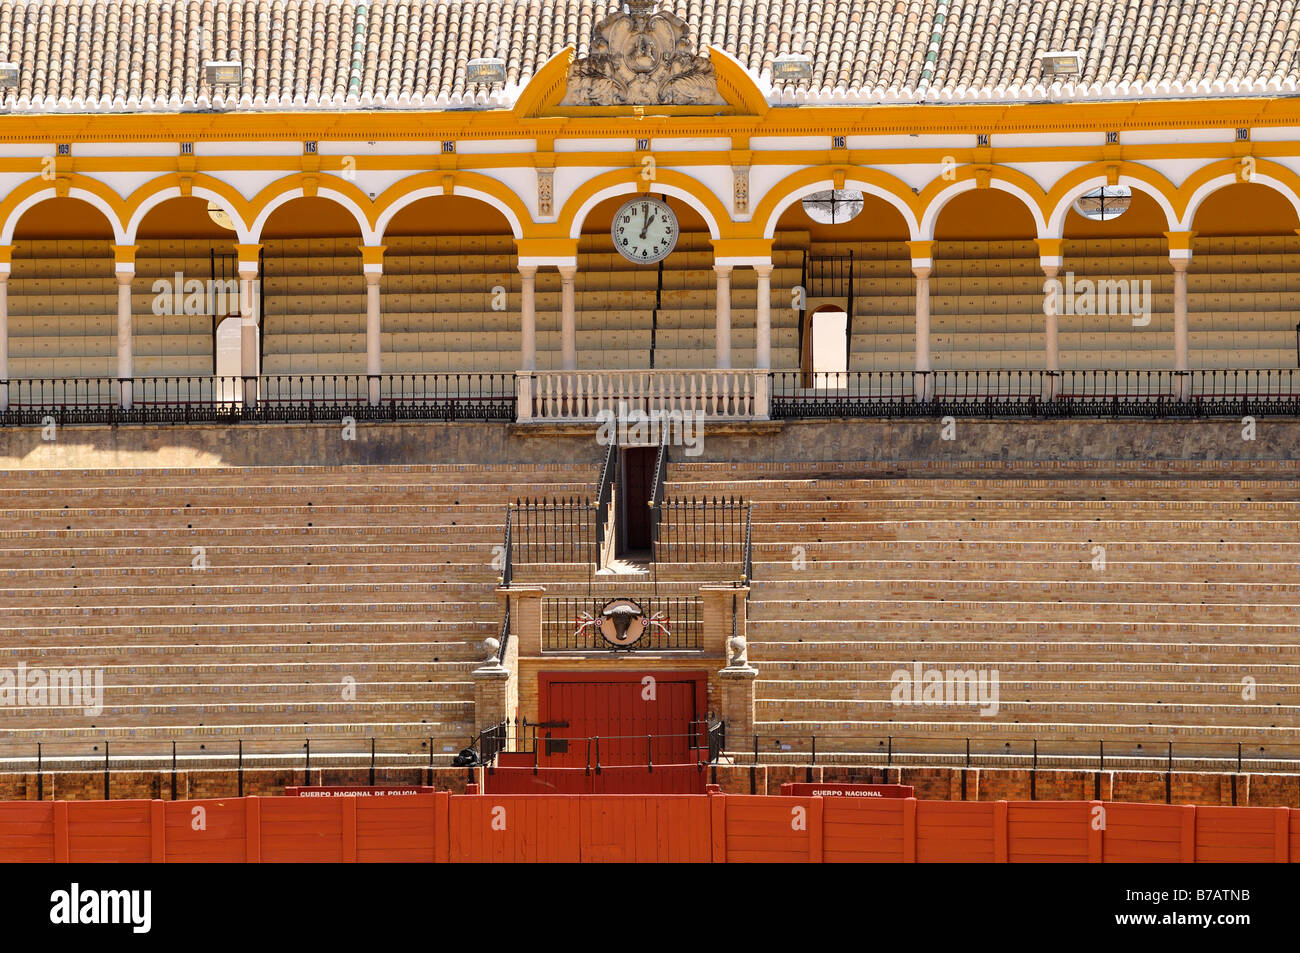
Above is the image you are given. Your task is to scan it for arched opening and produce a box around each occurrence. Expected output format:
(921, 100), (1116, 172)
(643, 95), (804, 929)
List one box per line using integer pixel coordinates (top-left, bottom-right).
(258, 197), (364, 383)
(772, 190), (910, 390)
(808, 304), (848, 387)
(380, 195), (517, 391)
(8, 198), (119, 396)
(931, 189), (1040, 374)
(1188, 182), (1300, 371)
(575, 192), (711, 370)
(1060, 188), (1173, 371)
(132, 196), (240, 399)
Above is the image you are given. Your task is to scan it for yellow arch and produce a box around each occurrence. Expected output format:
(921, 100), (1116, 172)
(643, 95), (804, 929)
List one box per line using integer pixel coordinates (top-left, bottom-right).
(1174, 157), (1300, 226)
(121, 173), (255, 241)
(247, 173), (378, 239)
(1043, 161), (1181, 234)
(748, 165), (921, 240)
(372, 170), (535, 239)
(916, 164), (1049, 237)
(556, 167), (735, 240)
(0, 172), (128, 243)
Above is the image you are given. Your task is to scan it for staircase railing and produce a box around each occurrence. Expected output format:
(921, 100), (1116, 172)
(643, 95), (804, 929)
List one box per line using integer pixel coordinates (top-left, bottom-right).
(647, 438), (669, 559)
(594, 437), (618, 564)
(500, 508), (513, 588)
(740, 502), (753, 588)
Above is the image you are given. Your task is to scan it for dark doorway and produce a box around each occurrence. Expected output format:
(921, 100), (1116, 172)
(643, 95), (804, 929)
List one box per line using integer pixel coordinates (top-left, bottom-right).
(620, 446), (657, 554)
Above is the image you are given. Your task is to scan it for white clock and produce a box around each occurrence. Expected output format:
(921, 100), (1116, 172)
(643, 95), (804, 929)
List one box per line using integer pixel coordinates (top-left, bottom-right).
(612, 197), (679, 264)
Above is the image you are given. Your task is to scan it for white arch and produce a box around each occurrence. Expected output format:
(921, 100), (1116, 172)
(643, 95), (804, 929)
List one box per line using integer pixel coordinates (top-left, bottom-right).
(1045, 175), (1179, 238)
(123, 186), (254, 245)
(249, 186), (374, 244)
(1179, 172), (1300, 230)
(761, 179), (921, 241)
(1, 188), (127, 245)
(567, 181), (724, 240)
(374, 185), (524, 241)
(918, 178), (1048, 241)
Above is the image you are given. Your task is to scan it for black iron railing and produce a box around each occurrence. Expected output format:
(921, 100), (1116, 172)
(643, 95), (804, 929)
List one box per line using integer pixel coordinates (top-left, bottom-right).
(652, 495), (748, 566)
(0, 374), (516, 424)
(734, 733), (1300, 776)
(647, 438), (669, 559)
(541, 595), (703, 651)
(770, 368), (1300, 418)
(509, 497), (596, 566)
(500, 508), (514, 589)
(500, 722), (718, 765)
(594, 437), (618, 561)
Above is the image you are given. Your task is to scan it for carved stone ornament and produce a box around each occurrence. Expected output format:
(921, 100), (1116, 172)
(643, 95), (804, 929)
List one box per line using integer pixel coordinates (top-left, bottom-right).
(537, 167), (554, 217)
(732, 166), (750, 215)
(560, 1), (725, 107)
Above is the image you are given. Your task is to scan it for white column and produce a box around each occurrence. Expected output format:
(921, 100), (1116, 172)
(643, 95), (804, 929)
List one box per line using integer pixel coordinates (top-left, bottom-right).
(1042, 260), (1061, 399)
(0, 266), (8, 412)
(714, 263), (732, 369)
(238, 254), (260, 406)
(912, 263), (931, 400)
(754, 261), (772, 370)
(115, 268), (134, 410)
(1171, 257), (1191, 400)
(558, 264), (577, 371)
(519, 264), (537, 371)
(365, 273), (382, 405)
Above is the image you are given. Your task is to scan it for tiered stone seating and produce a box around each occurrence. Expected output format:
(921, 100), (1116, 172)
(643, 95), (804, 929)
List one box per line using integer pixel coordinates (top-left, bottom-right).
(665, 462), (1300, 762)
(7, 239), (215, 382)
(0, 463), (592, 764)
(841, 234), (1300, 373)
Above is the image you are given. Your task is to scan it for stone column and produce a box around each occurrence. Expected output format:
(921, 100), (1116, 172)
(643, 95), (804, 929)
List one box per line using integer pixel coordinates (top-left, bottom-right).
(714, 263), (733, 369)
(1166, 231), (1195, 401)
(518, 264), (537, 371)
(360, 245), (385, 406)
(1035, 238), (1064, 401)
(0, 245), (10, 412)
(754, 261), (772, 370)
(112, 244), (137, 410)
(235, 244), (262, 406)
(558, 264), (577, 371)
(906, 240), (934, 401)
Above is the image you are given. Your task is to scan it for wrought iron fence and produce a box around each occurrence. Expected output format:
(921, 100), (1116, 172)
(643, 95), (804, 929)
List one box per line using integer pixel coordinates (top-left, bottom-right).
(734, 733), (1300, 776)
(509, 497), (596, 566)
(0, 374), (516, 425)
(594, 437), (618, 560)
(652, 496), (748, 566)
(541, 595), (703, 651)
(771, 368), (1300, 418)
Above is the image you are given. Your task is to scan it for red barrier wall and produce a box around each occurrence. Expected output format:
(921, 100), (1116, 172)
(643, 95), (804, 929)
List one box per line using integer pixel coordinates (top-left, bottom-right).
(0, 794), (1291, 863)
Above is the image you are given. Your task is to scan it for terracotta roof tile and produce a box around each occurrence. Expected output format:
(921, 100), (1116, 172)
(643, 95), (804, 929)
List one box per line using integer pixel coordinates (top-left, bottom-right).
(0, 0), (1295, 113)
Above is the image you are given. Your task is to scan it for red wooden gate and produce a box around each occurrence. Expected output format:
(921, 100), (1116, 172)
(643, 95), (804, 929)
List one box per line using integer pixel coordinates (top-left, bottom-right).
(482, 672), (709, 794)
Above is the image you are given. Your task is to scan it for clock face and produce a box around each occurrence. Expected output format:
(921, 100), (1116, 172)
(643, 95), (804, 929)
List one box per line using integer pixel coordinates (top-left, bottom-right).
(612, 198), (679, 264)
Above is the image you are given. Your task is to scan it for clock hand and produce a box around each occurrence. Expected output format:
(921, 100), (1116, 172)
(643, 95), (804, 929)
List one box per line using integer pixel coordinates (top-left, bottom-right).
(639, 205), (651, 239)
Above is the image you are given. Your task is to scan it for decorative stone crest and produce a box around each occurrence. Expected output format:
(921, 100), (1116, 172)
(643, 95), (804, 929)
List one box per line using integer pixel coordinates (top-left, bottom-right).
(560, 1), (724, 107)
(537, 167), (554, 217)
(732, 165), (750, 216)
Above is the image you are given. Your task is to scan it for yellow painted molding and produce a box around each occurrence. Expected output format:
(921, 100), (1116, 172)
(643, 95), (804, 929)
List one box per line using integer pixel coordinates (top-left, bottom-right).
(1034, 238), (1064, 258)
(301, 175), (319, 198)
(0, 245), (15, 266)
(513, 46), (575, 119)
(708, 47), (769, 117)
(442, 173), (456, 195)
(53, 174), (72, 198)
(905, 240), (935, 260)
(358, 244), (387, 266)
(709, 238), (774, 258)
(111, 243), (139, 266)
(234, 243), (262, 264)
(515, 237), (578, 258)
(1163, 230), (1197, 250)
